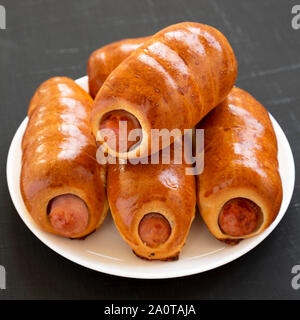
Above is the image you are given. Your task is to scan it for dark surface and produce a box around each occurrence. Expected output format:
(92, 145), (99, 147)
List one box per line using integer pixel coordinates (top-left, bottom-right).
(0, 0), (299, 300)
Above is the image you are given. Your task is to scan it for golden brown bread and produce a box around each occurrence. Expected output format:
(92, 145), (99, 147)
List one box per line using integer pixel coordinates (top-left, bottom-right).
(88, 36), (150, 99)
(91, 22), (237, 159)
(21, 77), (108, 238)
(196, 87), (283, 242)
(107, 141), (196, 260)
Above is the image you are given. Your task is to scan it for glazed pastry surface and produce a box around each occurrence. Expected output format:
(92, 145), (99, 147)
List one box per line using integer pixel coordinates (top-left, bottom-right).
(21, 77), (108, 238)
(197, 87), (283, 242)
(91, 22), (237, 159)
(107, 141), (196, 260)
(88, 36), (150, 98)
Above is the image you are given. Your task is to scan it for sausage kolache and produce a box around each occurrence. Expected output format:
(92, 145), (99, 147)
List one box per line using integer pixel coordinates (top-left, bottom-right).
(91, 22), (237, 159)
(107, 141), (196, 260)
(196, 87), (283, 242)
(21, 77), (108, 238)
(88, 36), (150, 98)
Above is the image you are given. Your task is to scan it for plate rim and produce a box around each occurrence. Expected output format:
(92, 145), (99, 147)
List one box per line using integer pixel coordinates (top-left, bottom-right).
(6, 76), (296, 279)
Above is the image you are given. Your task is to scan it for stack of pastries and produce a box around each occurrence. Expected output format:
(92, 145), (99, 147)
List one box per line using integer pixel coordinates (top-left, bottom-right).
(20, 22), (282, 260)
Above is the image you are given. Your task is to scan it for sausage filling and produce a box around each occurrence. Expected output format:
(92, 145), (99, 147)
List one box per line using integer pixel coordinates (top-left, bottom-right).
(47, 194), (89, 237)
(138, 213), (171, 248)
(218, 198), (261, 237)
(99, 110), (141, 152)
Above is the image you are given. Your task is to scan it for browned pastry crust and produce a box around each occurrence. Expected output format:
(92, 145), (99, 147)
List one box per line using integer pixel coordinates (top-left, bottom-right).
(21, 77), (108, 238)
(196, 87), (283, 242)
(107, 142), (196, 260)
(91, 22), (237, 159)
(88, 36), (150, 98)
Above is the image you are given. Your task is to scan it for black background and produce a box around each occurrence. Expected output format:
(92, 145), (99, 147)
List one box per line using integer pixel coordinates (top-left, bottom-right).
(0, 0), (299, 300)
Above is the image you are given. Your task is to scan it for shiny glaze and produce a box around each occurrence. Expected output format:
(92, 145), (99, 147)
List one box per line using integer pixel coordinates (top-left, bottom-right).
(91, 22), (237, 159)
(88, 36), (150, 98)
(107, 142), (196, 260)
(21, 77), (107, 238)
(197, 87), (283, 241)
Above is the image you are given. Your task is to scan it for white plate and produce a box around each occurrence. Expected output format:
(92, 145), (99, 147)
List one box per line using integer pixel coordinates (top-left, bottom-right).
(6, 76), (295, 279)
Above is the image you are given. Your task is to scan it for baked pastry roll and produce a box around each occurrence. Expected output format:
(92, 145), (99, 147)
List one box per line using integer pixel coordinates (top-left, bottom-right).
(107, 141), (196, 260)
(91, 22), (237, 159)
(197, 87), (283, 243)
(21, 77), (108, 238)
